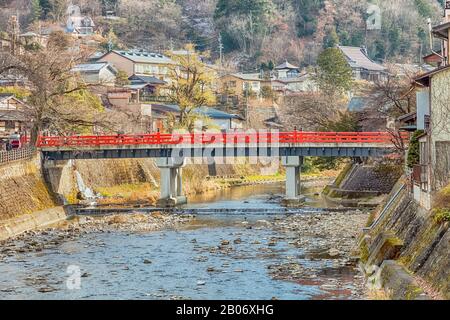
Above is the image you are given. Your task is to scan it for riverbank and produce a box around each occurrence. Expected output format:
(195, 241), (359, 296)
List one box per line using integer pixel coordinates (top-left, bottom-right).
(267, 210), (368, 299)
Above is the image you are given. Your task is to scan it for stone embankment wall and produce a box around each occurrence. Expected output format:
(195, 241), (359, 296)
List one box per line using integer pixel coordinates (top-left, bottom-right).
(360, 181), (449, 299)
(0, 155), (56, 221)
(323, 163), (401, 207)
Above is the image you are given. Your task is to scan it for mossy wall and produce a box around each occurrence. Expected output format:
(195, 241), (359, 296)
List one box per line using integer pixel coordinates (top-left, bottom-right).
(364, 187), (450, 299)
(0, 155), (57, 221)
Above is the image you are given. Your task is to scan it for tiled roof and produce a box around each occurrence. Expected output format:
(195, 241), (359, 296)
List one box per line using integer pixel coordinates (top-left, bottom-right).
(276, 73), (310, 83)
(129, 75), (166, 85)
(194, 106), (243, 120)
(229, 73), (262, 81)
(0, 93), (14, 100)
(347, 97), (370, 112)
(0, 110), (27, 121)
(275, 61), (299, 70)
(72, 62), (116, 73)
(152, 104), (242, 120)
(338, 46), (385, 72)
(112, 50), (174, 65)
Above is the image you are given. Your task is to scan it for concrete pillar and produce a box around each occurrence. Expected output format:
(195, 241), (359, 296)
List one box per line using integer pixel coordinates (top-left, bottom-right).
(285, 166), (300, 199)
(156, 158), (187, 207)
(282, 156), (305, 205)
(170, 168), (177, 197)
(176, 168), (183, 197)
(159, 167), (172, 200)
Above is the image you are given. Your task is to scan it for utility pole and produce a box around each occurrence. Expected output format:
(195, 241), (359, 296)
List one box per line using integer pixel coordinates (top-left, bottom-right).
(218, 34), (224, 67)
(7, 15), (20, 55)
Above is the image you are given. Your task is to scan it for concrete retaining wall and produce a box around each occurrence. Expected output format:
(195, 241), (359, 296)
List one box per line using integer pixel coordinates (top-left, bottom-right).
(0, 207), (67, 241)
(0, 155), (56, 221)
(361, 185), (450, 299)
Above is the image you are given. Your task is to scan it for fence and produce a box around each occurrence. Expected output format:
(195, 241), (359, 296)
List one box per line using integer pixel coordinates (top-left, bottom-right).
(0, 146), (37, 165)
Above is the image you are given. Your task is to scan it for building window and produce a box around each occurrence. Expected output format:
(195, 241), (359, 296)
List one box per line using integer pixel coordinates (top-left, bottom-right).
(228, 81), (236, 88)
(135, 64), (145, 74)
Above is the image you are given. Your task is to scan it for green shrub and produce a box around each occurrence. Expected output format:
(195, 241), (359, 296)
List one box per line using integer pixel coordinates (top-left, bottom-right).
(407, 130), (424, 169)
(434, 209), (450, 224)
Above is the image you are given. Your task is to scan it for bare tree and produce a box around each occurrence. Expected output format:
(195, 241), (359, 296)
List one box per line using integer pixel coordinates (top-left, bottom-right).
(278, 92), (347, 131)
(0, 31), (115, 143)
(364, 64), (421, 118)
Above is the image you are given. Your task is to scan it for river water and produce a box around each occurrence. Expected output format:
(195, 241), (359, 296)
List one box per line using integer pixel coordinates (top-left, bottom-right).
(0, 182), (366, 300)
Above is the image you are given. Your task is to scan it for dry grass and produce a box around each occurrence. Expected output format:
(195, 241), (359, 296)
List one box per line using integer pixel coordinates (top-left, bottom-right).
(434, 183), (450, 209)
(432, 183), (450, 223)
(105, 213), (154, 225)
(96, 183), (158, 205)
(367, 289), (389, 300)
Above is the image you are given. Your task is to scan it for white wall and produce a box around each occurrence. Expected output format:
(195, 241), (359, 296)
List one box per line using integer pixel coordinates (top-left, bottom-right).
(416, 89), (430, 131)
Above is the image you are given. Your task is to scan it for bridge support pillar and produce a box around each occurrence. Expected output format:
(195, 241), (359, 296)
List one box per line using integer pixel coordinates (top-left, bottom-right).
(156, 158), (187, 207)
(282, 156), (305, 205)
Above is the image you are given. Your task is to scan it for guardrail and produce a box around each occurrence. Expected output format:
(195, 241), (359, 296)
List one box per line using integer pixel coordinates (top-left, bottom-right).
(0, 146), (36, 165)
(37, 132), (409, 148)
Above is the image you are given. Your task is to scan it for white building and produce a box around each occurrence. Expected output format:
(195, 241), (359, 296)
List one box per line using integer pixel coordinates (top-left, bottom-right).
(72, 62), (118, 85)
(66, 4), (95, 35)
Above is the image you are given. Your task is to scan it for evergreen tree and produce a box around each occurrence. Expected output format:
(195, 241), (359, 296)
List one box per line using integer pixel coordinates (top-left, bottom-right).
(39, 0), (52, 18)
(31, 0), (43, 22)
(314, 48), (353, 96)
(323, 27), (339, 49)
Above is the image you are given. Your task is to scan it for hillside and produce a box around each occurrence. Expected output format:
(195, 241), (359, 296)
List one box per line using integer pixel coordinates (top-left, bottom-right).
(0, 0), (445, 68)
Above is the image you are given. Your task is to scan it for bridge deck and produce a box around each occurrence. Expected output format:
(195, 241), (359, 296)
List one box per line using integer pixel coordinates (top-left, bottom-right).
(38, 132), (405, 159)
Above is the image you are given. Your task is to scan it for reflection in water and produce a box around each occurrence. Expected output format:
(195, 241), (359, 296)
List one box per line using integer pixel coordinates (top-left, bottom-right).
(187, 182), (332, 208)
(0, 182), (363, 300)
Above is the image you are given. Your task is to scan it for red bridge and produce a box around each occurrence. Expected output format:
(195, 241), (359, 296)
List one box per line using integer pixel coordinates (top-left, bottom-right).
(38, 131), (407, 207)
(38, 131), (404, 148)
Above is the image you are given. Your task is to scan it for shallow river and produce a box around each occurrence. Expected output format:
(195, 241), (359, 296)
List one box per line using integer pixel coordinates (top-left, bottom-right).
(0, 183), (365, 300)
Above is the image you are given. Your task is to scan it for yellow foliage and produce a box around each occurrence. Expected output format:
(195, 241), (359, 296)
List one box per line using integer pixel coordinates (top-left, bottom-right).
(0, 86), (31, 100)
(165, 44), (217, 131)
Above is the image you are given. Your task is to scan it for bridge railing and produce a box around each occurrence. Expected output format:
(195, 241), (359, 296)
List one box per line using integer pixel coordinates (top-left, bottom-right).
(37, 131), (409, 148)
